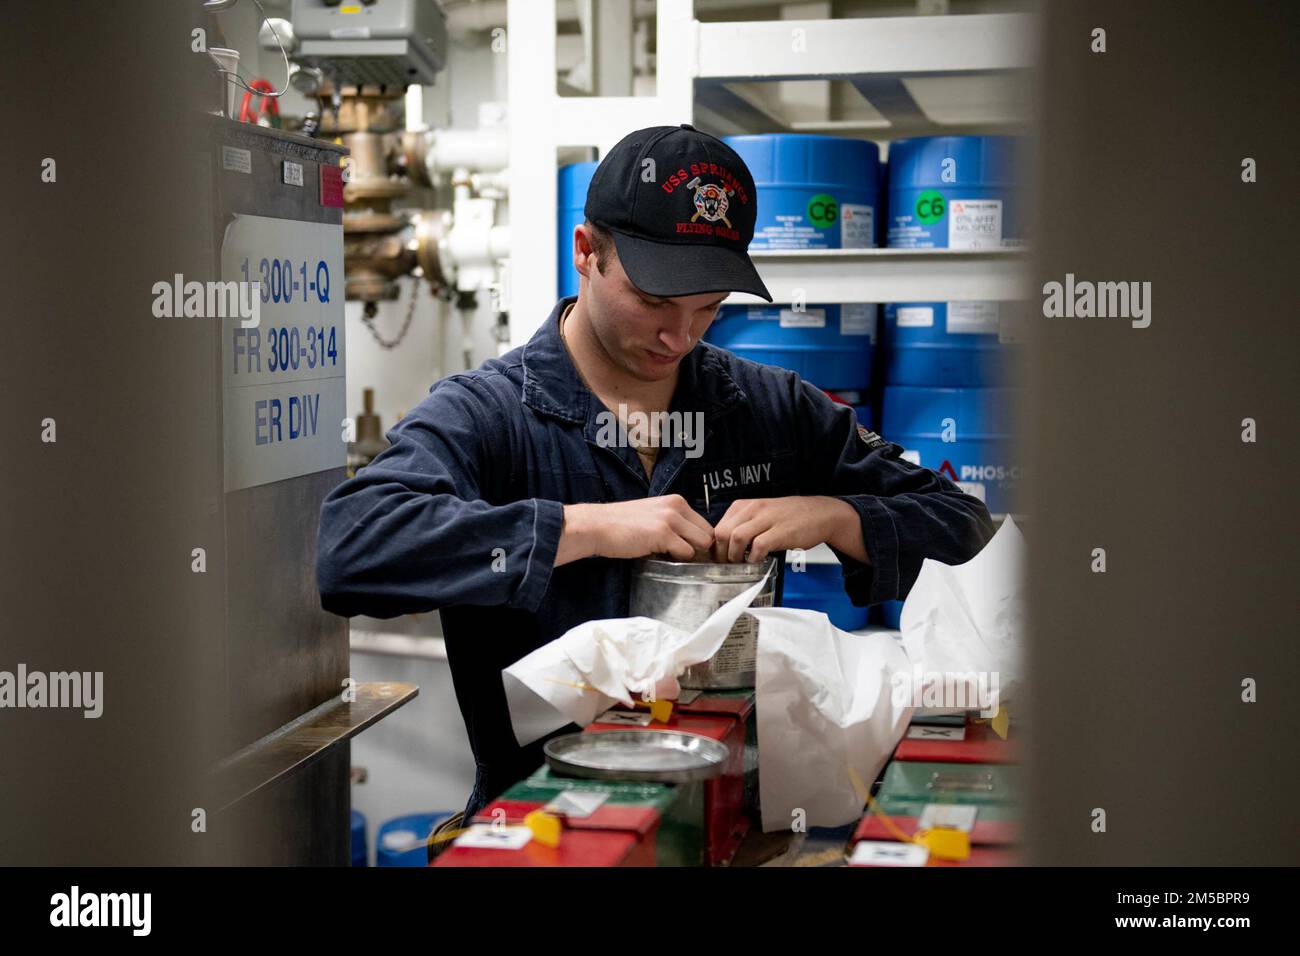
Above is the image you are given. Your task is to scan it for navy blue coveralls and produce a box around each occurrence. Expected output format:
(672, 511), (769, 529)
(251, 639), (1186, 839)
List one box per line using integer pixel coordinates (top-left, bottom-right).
(316, 296), (995, 820)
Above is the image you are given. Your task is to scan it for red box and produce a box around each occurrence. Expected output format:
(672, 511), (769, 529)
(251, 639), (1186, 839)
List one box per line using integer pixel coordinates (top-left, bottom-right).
(849, 843), (1019, 867)
(893, 719), (1017, 764)
(853, 812), (1020, 847)
(431, 798), (658, 867)
(926, 846), (1019, 866)
(675, 691), (754, 721)
(584, 708), (749, 866)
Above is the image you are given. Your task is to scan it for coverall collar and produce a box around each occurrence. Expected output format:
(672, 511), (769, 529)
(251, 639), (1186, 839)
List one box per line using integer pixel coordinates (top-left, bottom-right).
(521, 296), (746, 423)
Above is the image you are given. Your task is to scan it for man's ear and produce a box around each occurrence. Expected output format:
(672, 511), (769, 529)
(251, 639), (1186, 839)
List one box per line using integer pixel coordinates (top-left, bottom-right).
(573, 224), (596, 279)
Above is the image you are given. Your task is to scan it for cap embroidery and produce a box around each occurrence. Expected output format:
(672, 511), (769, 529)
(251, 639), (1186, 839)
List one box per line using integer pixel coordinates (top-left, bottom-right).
(691, 180), (731, 226)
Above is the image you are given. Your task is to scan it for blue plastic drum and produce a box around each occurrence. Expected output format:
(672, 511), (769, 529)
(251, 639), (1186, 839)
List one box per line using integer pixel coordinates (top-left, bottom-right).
(350, 809), (367, 867)
(725, 133), (881, 250)
(880, 385), (1021, 515)
(707, 302), (877, 391)
(376, 812), (454, 868)
(782, 560), (871, 631)
(876, 600), (904, 630)
(882, 301), (1013, 387)
(557, 161), (598, 299)
(886, 135), (1026, 249)
(707, 135), (881, 388)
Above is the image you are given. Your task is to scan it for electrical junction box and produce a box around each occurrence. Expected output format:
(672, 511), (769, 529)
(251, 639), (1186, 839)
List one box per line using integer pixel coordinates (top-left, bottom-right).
(291, 0), (447, 87)
(202, 118), (352, 864)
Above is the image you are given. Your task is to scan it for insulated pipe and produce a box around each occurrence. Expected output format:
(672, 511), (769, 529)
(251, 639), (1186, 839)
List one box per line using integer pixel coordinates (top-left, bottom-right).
(425, 128), (509, 177)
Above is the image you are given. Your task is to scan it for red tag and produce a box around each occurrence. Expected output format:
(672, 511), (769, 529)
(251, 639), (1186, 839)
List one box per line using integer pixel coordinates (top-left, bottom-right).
(319, 164), (344, 207)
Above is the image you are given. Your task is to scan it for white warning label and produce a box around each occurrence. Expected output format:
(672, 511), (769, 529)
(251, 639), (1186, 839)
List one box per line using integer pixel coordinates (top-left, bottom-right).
(948, 198), (1002, 250)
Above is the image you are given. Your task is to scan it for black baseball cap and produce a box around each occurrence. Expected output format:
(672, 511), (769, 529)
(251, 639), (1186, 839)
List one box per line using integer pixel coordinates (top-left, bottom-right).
(584, 124), (772, 301)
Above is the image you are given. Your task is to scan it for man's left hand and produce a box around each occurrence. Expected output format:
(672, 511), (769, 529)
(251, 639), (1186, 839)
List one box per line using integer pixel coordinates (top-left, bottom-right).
(711, 495), (868, 564)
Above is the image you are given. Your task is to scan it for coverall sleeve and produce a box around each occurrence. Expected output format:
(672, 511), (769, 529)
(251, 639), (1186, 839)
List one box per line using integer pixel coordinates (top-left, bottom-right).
(315, 376), (565, 618)
(794, 379), (997, 606)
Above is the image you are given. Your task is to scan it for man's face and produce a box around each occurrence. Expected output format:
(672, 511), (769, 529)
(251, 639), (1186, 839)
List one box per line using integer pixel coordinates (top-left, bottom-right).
(576, 228), (727, 383)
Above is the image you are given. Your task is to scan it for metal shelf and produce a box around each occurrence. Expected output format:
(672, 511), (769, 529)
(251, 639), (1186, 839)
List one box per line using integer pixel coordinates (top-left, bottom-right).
(694, 13), (1035, 139)
(506, 2), (1036, 340)
(696, 14), (1035, 83)
(212, 682), (419, 810)
(725, 248), (1030, 306)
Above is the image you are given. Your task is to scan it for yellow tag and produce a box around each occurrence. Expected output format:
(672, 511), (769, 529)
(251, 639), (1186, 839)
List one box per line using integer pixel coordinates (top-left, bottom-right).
(339, 5), (363, 13)
(523, 810), (561, 848)
(991, 706), (1010, 740)
(915, 827), (970, 861)
(634, 698), (674, 723)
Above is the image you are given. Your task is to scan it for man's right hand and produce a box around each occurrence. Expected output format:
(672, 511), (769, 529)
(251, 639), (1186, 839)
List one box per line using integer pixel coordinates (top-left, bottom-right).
(556, 495), (715, 566)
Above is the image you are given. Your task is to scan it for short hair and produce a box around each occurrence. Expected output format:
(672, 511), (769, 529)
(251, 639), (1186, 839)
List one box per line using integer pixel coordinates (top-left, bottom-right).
(584, 220), (617, 276)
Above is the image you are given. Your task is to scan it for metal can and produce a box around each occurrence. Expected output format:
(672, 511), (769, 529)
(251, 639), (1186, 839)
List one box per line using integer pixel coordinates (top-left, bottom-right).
(629, 556), (778, 689)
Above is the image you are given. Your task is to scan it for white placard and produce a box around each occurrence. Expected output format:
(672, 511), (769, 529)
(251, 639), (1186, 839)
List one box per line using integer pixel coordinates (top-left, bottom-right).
(221, 146), (251, 174)
(895, 306), (934, 328)
(544, 791), (609, 818)
(948, 198), (1003, 250)
(594, 709), (653, 727)
(917, 804), (979, 833)
(220, 214), (346, 491)
(906, 724), (967, 741)
(839, 303), (877, 340)
(946, 301), (1000, 335)
(282, 160), (304, 187)
(780, 307), (826, 329)
(453, 824), (533, 850)
(849, 841), (930, 867)
(840, 203), (875, 249)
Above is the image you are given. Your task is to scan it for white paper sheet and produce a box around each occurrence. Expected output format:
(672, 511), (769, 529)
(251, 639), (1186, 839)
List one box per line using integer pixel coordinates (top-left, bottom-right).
(898, 516), (1026, 716)
(749, 606), (913, 832)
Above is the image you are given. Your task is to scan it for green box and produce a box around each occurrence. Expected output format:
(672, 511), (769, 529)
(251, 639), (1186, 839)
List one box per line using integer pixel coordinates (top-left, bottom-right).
(503, 766), (706, 867)
(877, 760), (1020, 817)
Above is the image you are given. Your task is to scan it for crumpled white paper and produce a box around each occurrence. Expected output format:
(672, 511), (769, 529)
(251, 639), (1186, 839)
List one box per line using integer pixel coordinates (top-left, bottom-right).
(501, 519), (1026, 834)
(751, 517), (1026, 831)
(503, 574), (771, 748)
(898, 516), (1026, 717)
(748, 606), (913, 832)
